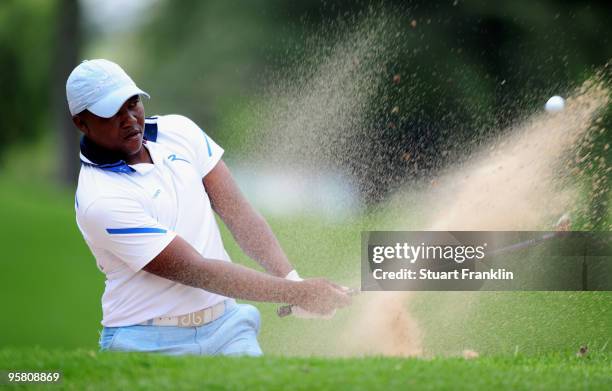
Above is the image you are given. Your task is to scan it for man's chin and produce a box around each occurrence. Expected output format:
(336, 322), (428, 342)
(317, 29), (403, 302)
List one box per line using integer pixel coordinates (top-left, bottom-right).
(128, 132), (144, 145)
(124, 136), (146, 160)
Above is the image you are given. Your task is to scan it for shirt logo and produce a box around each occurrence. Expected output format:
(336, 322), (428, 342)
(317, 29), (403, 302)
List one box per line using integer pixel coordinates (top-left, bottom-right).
(153, 189), (161, 198)
(168, 154), (190, 163)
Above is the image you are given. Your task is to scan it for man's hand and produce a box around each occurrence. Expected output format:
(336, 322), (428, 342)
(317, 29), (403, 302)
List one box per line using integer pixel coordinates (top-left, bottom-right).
(284, 270), (342, 319)
(293, 279), (352, 315)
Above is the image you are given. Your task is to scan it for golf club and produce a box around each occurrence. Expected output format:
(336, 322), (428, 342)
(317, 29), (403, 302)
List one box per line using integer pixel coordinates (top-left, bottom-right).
(277, 287), (360, 317)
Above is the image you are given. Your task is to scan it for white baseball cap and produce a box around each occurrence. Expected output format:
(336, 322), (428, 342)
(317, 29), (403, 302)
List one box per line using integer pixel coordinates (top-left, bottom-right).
(66, 59), (150, 118)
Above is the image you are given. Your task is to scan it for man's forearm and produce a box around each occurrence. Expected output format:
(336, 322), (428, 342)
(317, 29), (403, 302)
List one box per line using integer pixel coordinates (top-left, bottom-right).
(228, 210), (294, 277)
(186, 257), (296, 302)
(203, 161), (294, 277)
(144, 236), (299, 303)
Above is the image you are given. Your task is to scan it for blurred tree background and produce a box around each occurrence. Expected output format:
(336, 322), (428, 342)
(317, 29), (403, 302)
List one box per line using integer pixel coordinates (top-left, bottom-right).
(0, 0), (58, 171)
(0, 0), (611, 351)
(0, 0), (610, 224)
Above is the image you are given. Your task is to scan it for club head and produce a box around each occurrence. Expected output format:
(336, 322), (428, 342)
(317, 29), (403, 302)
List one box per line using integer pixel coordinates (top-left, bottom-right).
(555, 213), (571, 231)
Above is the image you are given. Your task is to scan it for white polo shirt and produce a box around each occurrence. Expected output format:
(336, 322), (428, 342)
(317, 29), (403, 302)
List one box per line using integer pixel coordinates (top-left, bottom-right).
(75, 114), (231, 327)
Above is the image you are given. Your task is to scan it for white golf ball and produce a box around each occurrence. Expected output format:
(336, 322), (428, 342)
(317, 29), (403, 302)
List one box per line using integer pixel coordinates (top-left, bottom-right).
(545, 95), (565, 113)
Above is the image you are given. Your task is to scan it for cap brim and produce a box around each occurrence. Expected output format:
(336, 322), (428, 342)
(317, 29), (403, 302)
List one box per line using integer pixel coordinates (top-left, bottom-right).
(88, 85), (150, 118)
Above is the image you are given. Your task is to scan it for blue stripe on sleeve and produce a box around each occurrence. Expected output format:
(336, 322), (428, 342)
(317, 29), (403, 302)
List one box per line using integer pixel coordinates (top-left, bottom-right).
(106, 228), (167, 234)
(204, 134), (212, 157)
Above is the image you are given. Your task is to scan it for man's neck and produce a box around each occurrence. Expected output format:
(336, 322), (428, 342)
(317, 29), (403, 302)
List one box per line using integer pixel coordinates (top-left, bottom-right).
(80, 136), (153, 166)
(125, 144), (153, 165)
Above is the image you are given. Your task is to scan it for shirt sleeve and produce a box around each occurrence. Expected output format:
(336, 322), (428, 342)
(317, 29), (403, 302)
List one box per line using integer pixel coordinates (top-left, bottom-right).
(79, 197), (177, 272)
(162, 115), (224, 178)
(197, 131), (224, 178)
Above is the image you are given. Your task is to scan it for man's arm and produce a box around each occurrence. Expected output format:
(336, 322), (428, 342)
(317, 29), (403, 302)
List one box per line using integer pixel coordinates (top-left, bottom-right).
(203, 160), (293, 278)
(143, 235), (350, 314)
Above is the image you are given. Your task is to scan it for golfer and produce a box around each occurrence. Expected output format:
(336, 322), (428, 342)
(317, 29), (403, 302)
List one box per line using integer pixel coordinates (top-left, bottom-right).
(67, 59), (351, 356)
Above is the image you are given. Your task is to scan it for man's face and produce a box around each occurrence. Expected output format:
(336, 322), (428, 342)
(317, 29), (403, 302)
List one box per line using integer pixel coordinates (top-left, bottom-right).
(73, 95), (145, 158)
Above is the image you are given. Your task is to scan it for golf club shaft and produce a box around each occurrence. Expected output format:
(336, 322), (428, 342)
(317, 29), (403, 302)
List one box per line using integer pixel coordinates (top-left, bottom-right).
(279, 229), (568, 317)
(488, 231), (562, 256)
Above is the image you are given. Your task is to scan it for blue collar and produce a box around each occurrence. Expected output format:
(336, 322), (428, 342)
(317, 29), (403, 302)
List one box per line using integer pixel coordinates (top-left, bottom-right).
(79, 136), (134, 173)
(79, 118), (159, 173)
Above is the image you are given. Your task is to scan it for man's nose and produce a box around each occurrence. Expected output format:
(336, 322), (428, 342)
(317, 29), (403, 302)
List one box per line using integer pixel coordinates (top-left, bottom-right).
(119, 108), (138, 127)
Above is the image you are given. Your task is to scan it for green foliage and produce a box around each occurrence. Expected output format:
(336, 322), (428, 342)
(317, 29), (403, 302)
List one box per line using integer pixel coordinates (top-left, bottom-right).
(136, 0), (307, 146)
(566, 68), (612, 231)
(351, 1), (612, 200)
(0, 0), (57, 162)
(1, 0), (610, 201)
(130, 0), (612, 202)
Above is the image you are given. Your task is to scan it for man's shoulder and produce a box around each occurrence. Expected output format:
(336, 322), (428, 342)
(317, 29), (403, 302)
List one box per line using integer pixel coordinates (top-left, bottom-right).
(147, 114), (213, 159)
(75, 167), (140, 216)
(145, 114), (207, 149)
(153, 114), (195, 125)
(147, 114), (202, 138)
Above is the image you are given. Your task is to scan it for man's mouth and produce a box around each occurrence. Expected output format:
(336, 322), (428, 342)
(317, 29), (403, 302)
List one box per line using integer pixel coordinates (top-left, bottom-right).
(124, 129), (142, 140)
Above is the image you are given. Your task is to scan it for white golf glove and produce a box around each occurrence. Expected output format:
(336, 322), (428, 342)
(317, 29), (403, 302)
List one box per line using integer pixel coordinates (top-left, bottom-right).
(284, 270), (336, 319)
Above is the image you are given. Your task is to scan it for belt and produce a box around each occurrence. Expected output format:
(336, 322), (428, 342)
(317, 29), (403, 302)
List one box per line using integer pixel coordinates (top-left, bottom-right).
(138, 299), (235, 327)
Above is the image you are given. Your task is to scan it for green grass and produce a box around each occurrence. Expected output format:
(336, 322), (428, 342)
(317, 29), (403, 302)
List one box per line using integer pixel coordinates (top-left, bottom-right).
(0, 173), (611, 389)
(0, 176), (104, 349)
(411, 292), (612, 356)
(0, 349), (610, 390)
(1, 174), (611, 355)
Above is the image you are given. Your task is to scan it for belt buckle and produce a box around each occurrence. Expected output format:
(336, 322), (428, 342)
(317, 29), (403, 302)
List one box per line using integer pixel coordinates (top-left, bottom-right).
(178, 309), (205, 327)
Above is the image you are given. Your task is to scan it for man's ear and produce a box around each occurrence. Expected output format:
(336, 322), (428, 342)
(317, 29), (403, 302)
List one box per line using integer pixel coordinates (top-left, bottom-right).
(72, 115), (89, 135)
